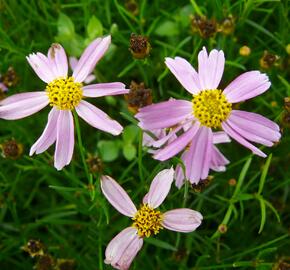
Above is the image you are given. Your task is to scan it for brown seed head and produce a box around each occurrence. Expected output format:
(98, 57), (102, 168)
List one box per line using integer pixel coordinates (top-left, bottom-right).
(192, 176), (214, 192)
(219, 15), (235, 35)
(1, 139), (23, 160)
(35, 255), (55, 270)
(125, 0), (139, 16)
(56, 259), (75, 270)
(86, 154), (104, 173)
(2, 67), (19, 87)
(129, 33), (151, 59)
(22, 239), (45, 258)
(191, 15), (217, 39)
(260, 51), (279, 69)
(125, 81), (152, 113)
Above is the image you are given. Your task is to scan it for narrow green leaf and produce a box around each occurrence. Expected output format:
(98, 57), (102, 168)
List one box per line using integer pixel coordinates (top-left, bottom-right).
(144, 237), (177, 251)
(258, 154), (272, 195)
(258, 198), (266, 234)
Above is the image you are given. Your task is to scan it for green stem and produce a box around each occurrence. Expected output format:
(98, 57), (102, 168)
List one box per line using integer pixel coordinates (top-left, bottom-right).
(138, 129), (144, 182)
(73, 111), (91, 183)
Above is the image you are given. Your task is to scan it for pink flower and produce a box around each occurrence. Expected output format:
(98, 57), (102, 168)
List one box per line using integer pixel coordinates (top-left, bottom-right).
(101, 168), (202, 270)
(136, 47), (281, 184)
(0, 36), (129, 170)
(69, 56), (96, 84)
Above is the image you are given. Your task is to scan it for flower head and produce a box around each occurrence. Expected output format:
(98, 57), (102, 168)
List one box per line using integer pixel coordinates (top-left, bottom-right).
(101, 168), (202, 270)
(0, 36), (129, 170)
(136, 47), (281, 186)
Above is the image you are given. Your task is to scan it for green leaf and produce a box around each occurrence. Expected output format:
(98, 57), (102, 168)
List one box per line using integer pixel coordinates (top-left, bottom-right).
(144, 237), (177, 251)
(57, 13), (75, 38)
(122, 125), (139, 143)
(155, 21), (179, 37)
(123, 143), (136, 161)
(258, 198), (266, 234)
(86, 16), (103, 41)
(97, 140), (120, 162)
(258, 154), (272, 195)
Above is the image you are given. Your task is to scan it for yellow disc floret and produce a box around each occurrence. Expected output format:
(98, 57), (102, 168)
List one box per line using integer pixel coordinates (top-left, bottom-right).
(192, 89), (232, 128)
(132, 204), (163, 238)
(46, 77), (83, 110)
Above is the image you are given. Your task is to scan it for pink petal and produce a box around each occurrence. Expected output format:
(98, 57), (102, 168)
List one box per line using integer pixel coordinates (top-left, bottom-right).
(84, 74), (96, 84)
(0, 92), (49, 120)
(165, 57), (201, 94)
(142, 129), (166, 147)
(54, 110), (74, 170)
(210, 146), (229, 172)
(175, 151), (187, 189)
(162, 208), (203, 232)
(198, 47), (225, 90)
(47, 43), (68, 78)
(213, 131), (231, 144)
(82, 82), (129, 97)
(184, 126), (213, 184)
(227, 111), (280, 146)
(222, 121), (266, 157)
(105, 227), (143, 270)
(153, 122), (200, 161)
(26, 53), (56, 83)
(101, 175), (137, 217)
(230, 110), (280, 131)
(69, 56), (78, 70)
(30, 108), (59, 155)
(152, 125), (183, 148)
(223, 71), (270, 103)
(136, 99), (193, 130)
(75, 100), (123, 135)
(142, 168), (174, 208)
(72, 36), (111, 83)
(0, 82), (8, 92)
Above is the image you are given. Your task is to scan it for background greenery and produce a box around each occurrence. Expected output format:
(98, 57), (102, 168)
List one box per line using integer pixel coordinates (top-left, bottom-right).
(0, 0), (289, 269)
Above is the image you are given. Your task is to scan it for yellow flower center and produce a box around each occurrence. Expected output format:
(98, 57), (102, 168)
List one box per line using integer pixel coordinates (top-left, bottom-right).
(132, 204), (163, 238)
(192, 89), (232, 128)
(46, 77), (83, 110)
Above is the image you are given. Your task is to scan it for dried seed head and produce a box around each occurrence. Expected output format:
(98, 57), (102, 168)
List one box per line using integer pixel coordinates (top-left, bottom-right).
(125, 81), (152, 113)
(239, 46), (251, 56)
(228, 178), (237, 186)
(192, 176), (214, 192)
(22, 239), (45, 258)
(129, 33), (151, 59)
(0, 85), (6, 100)
(284, 97), (290, 113)
(35, 254), (55, 270)
(260, 51), (279, 69)
(56, 259), (75, 270)
(281, 112), (290, 128)
(86, 154), (104, 173)
(191, 15), (217, 39)
(1, 67), (19, 87)
(219, 15), (235, 35)
(1, 139), (23, 160)
(218, 224), (228, 234)
(125, 0), (139, 16)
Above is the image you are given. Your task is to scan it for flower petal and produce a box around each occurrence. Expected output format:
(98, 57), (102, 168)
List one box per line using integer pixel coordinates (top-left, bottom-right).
(162, 208), (203, 233)
(198, 47), (225, 90)
(0, 92), (49, 120)
(69, 56), (78, 70)
(101, 175), (137, 217)
(223, 71), (270, 103)
(30, 108), (59, 155)
(143, 168), (174, 208)
(175, 151), (187, 189)
(54, 110), (74, 170)
(0, 82), (8, 92)
(213, 131), (231, 144)
(210, 146), (229, 172)
(151, 125), (182, 148)
(222, 120), (266, 157)
(84, 74), (96, 84)
(136, 99), (193, 130)
(105, 227), (143, 270)
(26, 53), (56, 83)
(47, 43), (68, 78)
(82, 82), (129, 97)
(227, 111), (281, 146)
(165, 57), (201, 94)
(72, 36), (111, 83)
(153, 122), (200, 161)
(75, 100), (123, 135)
(184, 126), (213, 184)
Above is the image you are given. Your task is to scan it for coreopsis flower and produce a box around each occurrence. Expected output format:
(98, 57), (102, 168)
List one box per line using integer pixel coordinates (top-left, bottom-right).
(101, 168), (202, 270)
(0, 36), (129, 170)
(69, 56), (96, 84)
(136, 47), (281, 184)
